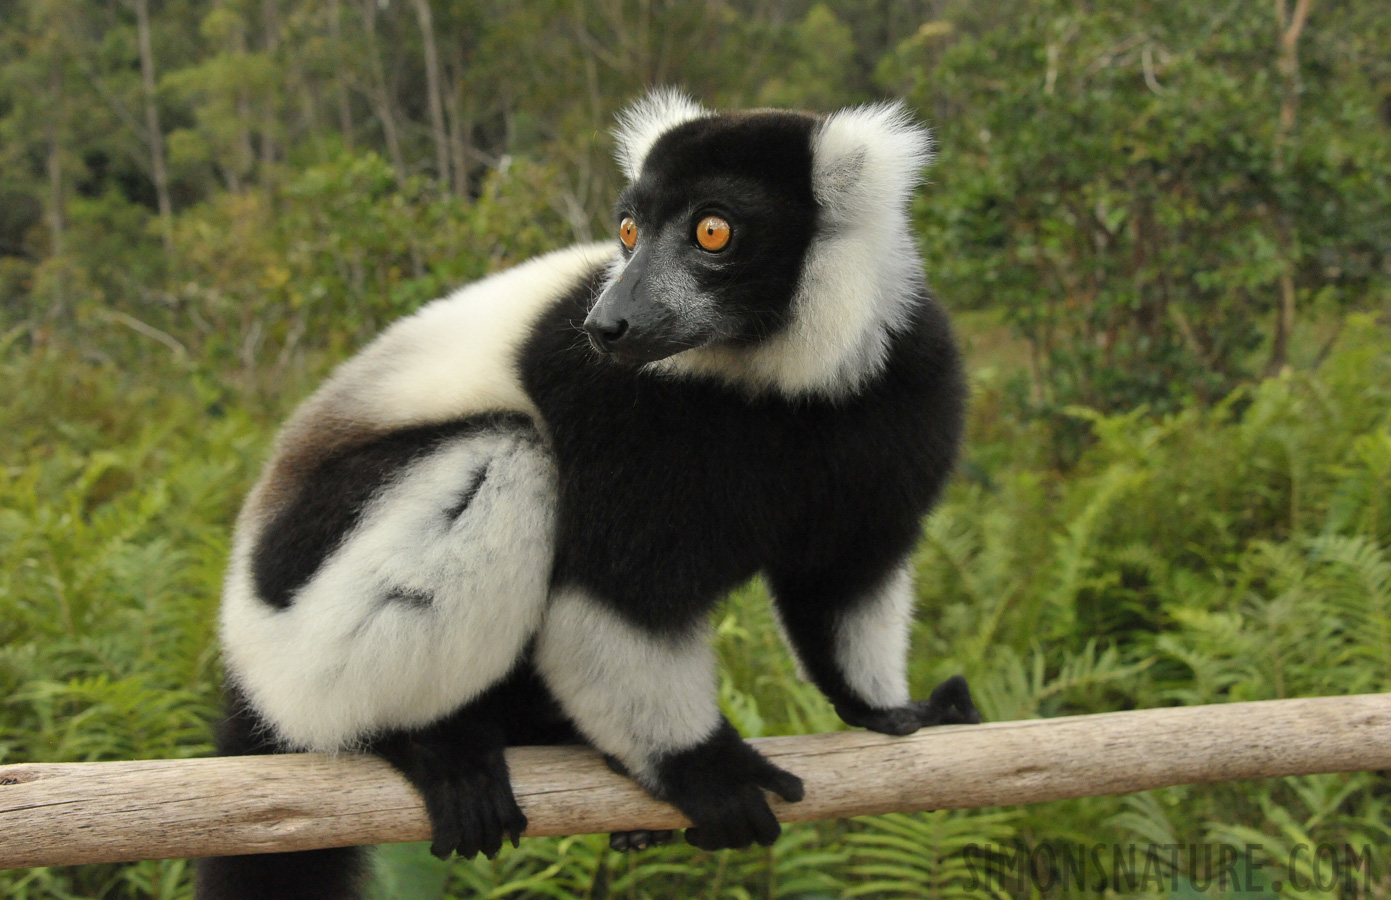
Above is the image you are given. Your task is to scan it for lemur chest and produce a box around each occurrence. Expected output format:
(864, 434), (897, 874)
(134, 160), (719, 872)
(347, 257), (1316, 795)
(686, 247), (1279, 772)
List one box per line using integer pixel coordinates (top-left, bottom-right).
(539, 372), (924, 604)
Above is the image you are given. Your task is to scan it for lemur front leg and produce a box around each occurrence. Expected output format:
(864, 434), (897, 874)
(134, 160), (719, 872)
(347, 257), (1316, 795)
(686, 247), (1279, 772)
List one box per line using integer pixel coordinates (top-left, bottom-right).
(536, 588), (804, 851)
(768, 562), (980, 736)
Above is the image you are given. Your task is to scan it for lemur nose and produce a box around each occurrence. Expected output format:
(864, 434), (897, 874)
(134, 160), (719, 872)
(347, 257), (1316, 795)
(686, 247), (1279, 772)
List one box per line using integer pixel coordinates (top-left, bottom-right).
(585, 318), (629, 353)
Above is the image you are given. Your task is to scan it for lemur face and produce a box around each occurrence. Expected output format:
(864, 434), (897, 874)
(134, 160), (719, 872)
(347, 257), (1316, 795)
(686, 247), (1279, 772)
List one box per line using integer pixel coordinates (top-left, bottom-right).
(585, 112), (820, 364)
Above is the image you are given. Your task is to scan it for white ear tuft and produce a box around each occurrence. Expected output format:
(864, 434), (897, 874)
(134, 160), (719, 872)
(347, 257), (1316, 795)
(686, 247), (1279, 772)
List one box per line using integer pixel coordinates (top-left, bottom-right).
(613, 88), (710, 181)
(812, 101), (934, 221)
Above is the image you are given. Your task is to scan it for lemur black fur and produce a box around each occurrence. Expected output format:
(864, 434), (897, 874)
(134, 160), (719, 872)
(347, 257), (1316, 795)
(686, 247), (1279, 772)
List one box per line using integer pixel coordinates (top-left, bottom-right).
(197, 91), (977, 900)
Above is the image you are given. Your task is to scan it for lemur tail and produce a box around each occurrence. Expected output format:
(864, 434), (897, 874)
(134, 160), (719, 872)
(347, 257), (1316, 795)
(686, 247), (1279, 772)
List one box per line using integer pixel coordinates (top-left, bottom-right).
(195, 847), (371, 900)
(193, 685), (372, 900)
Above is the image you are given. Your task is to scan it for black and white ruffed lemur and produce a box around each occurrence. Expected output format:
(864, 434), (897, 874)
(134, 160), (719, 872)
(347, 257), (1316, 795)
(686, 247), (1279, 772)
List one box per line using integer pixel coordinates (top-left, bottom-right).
(196, 90), (979, 900)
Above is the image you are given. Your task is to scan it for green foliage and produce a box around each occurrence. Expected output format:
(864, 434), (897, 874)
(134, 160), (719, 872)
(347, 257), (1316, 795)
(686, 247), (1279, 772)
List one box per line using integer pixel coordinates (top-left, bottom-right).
(3, 0), (1387, 423)
(170, 151), (576, 370)
(883, 1), (1391, 413)
(4, 310), (1388, 898)
(0, 345), (267, 898)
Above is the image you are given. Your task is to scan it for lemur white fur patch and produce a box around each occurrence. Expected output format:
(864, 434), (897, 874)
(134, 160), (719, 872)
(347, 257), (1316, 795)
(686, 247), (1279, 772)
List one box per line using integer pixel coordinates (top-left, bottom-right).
(834, 565), (916, 709)
(535, 588), (721, 788)
(621, 94), (934, 400)
(613, 88), (710, 181)
(221, 429), (558, 751)
(299, 242), (614, 434)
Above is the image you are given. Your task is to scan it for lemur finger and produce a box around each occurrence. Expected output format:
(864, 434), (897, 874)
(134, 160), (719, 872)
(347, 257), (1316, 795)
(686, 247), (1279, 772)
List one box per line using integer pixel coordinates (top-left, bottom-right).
(617, 830), (648, 851)
(685, 810), (753, 851)
(724, 789), (772, 849)
(611, 828), (675, 852)
(476, 789), (509, 860)
(488, 782), (527, 853)
(502, 802), (528, 849)
(452, 812), (477, 860)
(684, 823), (751, 851)
(920, 674), (981, 726)
(748, 790), (784, 847)
(426, 783), (465, 860)
(834, 699), (919, 735)
(457, 786), (492, 860)
(880, 706), (927, 734)
(429, 832), (459, 861)
(479, 820), (505, 860)
(476, 750), (525, 852)
(755, 762), (805, 803)
(929, 673), (967, 707)
(683, 827), (713, 850)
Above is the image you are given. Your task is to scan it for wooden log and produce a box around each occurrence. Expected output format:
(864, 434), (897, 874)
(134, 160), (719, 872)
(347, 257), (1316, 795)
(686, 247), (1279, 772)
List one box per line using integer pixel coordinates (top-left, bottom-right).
(2, 692), (1389, 870)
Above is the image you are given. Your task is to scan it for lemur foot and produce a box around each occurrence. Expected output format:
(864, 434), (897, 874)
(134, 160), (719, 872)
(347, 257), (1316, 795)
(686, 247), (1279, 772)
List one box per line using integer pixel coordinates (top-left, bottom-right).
(373, 722), (528, 861)
(655, 720), (804, 851)
(601, 757), (678, 852)
(610, 829), (675, 852)
(836, 674), (982, 736)
(600, 757), (676, 851)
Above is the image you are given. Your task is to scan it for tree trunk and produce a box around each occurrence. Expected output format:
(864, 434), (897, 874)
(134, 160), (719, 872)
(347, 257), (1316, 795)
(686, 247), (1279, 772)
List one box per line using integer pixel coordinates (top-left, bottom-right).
(296, 67), (325, 162)
(46, 66), (65, 261)
(329, 0), (354, 150)
(444, 50), (472, 198)
(411, 0), (450, 190)
(45, 63), (67, 318)
(133, 0), (174, 260)
(259, 0), (279, 175)
(1265, 0), (1312, 376)
(228, 20), (253, 192)
(360, 0), (407, 183)
(1266, 272), (1298, 376)
(1275, 0), (1312, 147)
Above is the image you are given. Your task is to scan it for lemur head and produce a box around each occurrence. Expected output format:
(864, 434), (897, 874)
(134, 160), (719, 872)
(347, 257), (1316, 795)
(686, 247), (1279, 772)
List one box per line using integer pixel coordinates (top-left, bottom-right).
(585, 89), (934, 399)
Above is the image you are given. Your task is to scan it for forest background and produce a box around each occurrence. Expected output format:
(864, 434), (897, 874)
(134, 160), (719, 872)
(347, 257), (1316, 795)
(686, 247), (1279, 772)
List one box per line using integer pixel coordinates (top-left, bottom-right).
(2, 0), (1390, 897)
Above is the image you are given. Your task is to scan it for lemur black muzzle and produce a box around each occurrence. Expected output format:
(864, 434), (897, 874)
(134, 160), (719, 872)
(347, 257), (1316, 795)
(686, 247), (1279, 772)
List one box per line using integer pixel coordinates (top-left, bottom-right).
(584, 249), (691, 364)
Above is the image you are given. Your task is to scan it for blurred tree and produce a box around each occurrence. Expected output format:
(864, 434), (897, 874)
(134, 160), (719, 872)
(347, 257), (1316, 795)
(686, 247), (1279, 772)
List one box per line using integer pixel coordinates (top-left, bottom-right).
(410, 0), (451, 190)
(882, 0), (1391, 414)
(0, 0), (82, 317)
(163, 2), (268, 193)
(756, 4), (863, 110)
(0, 0), (1383, 408)
(132, 0), (175, 257)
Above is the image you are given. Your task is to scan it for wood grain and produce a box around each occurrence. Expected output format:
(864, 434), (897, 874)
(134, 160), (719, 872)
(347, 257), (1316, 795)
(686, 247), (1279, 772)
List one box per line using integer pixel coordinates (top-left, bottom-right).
(3, 692), (1389, 869)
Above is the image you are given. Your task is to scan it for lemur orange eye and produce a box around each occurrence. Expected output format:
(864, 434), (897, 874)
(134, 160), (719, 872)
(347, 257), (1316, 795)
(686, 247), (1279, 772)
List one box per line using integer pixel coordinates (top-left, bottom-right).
(619, 217), (638, 250)
(695, 215), (731, 252)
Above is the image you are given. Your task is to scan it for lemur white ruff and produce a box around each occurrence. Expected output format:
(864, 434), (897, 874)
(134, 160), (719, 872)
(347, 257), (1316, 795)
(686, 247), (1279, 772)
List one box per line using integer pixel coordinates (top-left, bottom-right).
(197, 90), (977, 900)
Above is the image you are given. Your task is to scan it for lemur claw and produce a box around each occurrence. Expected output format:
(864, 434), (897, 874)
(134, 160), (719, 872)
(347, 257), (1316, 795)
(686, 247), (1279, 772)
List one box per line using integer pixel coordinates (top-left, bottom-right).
(610, 829), (675, 852)
(603, 756), (679, 853)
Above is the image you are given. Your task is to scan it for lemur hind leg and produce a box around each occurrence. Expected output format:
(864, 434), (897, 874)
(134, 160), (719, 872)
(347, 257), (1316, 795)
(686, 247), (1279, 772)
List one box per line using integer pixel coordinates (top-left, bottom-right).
(210, 421), (560, 886)
(381, 659), (672, 858)
(372, 716), (526, 860)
